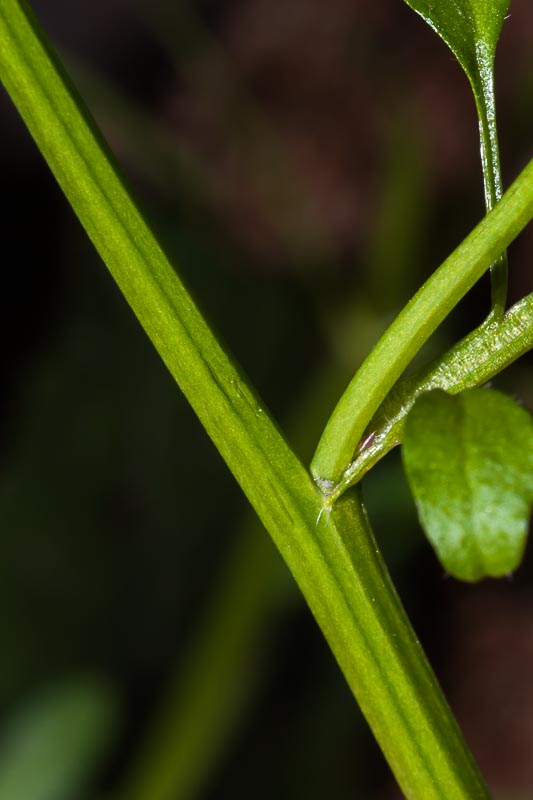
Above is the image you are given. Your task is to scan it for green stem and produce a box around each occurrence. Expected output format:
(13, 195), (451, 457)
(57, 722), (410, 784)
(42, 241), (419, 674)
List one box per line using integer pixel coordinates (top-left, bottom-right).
(475, 43), (508, 315)
(0, 1), (492, 797)
(311, 162), (533, 484)
(327, 291), (533, 502)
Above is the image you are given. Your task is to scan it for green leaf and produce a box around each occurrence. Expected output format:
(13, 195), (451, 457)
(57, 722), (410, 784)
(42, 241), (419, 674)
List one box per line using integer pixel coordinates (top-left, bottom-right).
(403, 389), (533, 581)
(401, 0), (510, 90)
(401, 0), (509, 202)
(401, 0), (511, 312)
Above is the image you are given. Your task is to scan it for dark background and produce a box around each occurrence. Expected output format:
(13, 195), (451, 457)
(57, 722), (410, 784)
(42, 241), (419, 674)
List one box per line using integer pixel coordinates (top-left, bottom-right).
(1, 1), (533, 798)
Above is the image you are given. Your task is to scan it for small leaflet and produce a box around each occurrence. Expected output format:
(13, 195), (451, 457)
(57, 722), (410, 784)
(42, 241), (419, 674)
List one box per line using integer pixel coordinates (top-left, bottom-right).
(402, 389), (533, 581)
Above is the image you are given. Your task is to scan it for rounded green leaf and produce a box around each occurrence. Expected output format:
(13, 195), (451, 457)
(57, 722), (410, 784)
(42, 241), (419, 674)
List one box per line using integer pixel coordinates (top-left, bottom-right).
(402, 388), (533, 581)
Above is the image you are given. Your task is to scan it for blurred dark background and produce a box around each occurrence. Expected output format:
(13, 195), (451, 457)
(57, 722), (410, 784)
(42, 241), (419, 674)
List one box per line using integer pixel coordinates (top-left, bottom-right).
(1, 1), (533, 798)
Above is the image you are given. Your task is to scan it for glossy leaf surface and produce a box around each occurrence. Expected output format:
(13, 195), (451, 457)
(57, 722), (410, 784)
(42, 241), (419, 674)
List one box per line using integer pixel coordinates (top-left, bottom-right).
(401, 0), (511, 313)
(403, 389), (533, 581)
(401, 0), (510, 93)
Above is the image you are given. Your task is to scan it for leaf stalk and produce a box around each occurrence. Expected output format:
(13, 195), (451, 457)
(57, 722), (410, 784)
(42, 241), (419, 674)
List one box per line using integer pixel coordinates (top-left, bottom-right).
(475, 41), (508, 316)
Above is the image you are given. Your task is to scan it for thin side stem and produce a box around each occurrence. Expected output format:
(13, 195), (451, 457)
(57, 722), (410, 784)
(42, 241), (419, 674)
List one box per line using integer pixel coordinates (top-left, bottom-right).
(327, 291), (533, 502)
(311, 161), (533, 484)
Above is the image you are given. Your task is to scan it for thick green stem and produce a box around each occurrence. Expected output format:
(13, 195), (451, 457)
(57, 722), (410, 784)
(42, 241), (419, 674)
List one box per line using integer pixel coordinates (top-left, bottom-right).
(312, 161), (533, 484)
(327, 291), (533, 502)
(0, 1), (493, 797)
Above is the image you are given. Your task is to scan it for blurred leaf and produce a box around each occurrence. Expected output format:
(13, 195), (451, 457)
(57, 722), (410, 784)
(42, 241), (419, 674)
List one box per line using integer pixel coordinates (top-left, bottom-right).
(0, 678), (118, 800)
(402, 389), (533, 581)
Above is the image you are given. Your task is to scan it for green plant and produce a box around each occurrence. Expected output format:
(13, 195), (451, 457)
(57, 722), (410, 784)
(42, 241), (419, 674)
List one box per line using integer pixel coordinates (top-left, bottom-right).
(1, 0), (533, 798)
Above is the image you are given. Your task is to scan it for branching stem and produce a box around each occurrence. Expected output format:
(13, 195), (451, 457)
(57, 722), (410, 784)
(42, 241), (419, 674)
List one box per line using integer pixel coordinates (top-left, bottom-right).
(325, 292), (533, 503)
(311, 161), (533, 484)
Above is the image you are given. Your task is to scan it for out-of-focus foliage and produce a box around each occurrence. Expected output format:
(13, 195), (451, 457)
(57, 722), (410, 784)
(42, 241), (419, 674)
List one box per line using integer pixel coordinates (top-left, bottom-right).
(0, 678), (117, 800)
